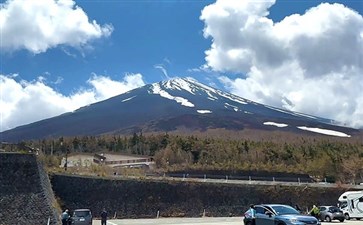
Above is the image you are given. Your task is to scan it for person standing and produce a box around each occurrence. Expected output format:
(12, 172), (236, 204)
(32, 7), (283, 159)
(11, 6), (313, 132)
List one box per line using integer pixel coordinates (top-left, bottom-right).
(250, 204), (256, 225)
(61, 209), (70, 225)
(309, 205), (320, 219)
(100, 208), (108, 225)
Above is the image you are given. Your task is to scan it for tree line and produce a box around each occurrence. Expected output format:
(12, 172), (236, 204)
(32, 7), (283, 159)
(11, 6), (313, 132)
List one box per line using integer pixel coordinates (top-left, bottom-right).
(4, 130), (363, 183)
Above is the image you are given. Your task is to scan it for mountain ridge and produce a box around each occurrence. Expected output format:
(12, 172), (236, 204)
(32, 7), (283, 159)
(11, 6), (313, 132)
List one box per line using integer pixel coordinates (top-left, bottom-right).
(0, 77), (359, 141)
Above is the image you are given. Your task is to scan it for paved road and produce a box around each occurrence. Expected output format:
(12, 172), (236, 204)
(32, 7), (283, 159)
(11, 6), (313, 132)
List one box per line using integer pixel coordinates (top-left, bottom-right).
(93, 217), (363, 225)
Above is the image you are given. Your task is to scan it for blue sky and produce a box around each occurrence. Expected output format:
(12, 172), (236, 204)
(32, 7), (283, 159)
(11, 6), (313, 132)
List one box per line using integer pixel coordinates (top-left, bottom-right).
(1, 0), (363, 132)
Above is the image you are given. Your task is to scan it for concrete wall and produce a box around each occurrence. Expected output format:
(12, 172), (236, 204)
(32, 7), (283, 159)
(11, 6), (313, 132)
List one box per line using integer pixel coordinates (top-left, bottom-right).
(51, 174), (350, 219)
(0, 153), (60, 225)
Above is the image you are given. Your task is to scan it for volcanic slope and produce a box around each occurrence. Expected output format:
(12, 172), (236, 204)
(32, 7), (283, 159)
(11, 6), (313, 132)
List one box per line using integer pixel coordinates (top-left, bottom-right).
(0, 77), (358, 141)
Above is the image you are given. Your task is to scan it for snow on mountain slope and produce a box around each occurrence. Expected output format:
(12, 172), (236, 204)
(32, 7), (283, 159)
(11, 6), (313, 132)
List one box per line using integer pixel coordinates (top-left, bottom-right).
(143, 77), (352, 137)
(147, 77), (327, 123)
(0, 77), (358, 142)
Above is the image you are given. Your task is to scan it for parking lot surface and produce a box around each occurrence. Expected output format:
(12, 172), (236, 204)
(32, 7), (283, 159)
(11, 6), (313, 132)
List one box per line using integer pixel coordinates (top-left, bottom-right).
(92, 217), (363, 225)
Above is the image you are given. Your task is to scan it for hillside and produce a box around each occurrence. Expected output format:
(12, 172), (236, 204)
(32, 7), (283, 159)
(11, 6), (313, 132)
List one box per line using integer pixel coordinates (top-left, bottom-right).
(0, 78), (359, 142)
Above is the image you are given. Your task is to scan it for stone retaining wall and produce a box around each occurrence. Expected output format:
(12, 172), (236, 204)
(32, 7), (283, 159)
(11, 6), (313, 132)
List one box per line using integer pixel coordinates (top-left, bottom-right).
(51, 174), (350, 219)
(0, 153), (60, 225)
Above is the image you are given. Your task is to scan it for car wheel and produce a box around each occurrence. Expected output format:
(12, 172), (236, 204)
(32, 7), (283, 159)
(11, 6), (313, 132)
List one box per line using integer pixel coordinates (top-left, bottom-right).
(344, 213), (350, 220)
(338, 218), (344, 222)
(325, 216), (331, 222)
(245, 222), (252, 225)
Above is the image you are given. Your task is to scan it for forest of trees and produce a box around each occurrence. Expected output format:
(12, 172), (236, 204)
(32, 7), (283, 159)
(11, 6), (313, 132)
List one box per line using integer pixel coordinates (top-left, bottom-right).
(3, 130), (363, 184)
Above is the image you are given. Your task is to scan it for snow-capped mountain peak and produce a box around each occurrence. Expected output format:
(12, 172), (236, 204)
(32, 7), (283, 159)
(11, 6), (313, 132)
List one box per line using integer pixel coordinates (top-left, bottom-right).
(0, 77), (358, 142)
(149, 77), (250, 108)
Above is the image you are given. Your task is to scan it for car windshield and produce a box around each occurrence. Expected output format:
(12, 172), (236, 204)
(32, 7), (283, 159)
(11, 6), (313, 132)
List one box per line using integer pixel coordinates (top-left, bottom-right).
(271, 206), (300, 215)
(329, 206), (341, 212)
(74, 211), (90, 217)
(339, 201), (347, 209)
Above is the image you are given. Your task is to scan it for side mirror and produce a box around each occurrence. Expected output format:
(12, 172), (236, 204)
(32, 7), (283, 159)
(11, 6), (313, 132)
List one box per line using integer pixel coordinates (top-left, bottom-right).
(265, 211), (273, 217)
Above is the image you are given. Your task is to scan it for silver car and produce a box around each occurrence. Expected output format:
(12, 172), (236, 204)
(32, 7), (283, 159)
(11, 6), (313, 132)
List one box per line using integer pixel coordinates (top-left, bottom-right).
(318, 206), (344, 222)
(71, 209), (92, 225)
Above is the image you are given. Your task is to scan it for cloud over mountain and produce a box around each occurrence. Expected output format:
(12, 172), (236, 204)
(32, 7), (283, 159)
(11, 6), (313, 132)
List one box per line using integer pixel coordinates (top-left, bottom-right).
(0, 73), (145, 132)
(201, 0), (363, 128)
(0, 0), (113, 53)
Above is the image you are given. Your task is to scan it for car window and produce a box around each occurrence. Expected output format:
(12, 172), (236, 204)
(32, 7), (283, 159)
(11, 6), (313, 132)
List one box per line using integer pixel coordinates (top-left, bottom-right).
(255, 206), (265, 215)
(328, 206), (340, 212)
(271, 205), (299, 215)
(74, 211), (91, 217)
(319, 207), (326, 211)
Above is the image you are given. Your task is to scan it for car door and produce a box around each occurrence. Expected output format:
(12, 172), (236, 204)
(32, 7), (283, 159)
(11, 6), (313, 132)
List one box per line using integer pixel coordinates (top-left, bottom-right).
(318, 207), (326, 220)
(254, 206), (274, 225)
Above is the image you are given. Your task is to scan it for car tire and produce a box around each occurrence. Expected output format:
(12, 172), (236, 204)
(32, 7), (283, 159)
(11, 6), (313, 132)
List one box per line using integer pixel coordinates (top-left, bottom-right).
(245, 222), (252, 225)
(325, 216), (331, 222)
(338, 218), (344, 222)
(344, 213), (350, 220)
(357, 218), (361, 220)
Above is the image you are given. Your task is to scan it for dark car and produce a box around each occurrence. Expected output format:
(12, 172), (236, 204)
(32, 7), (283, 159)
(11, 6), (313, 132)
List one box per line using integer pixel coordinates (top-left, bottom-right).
(318, 206), (344, 222)
(71, 209), (92, 225)
(243, 204), (321, 225)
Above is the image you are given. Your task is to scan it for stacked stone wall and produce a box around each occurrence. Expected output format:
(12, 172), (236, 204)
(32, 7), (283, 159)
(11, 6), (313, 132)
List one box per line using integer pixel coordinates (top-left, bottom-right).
(0, 153), (60, 225)
(51, 174), (352, 219)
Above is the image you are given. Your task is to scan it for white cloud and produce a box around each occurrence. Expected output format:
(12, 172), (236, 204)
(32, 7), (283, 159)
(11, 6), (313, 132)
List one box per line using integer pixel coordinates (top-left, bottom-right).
(154, 64), (170, 80)
(87, 73), (145, 100)
(201, 0), (363, 128)
(0, 73), (145, 132)
(0, 0), (113, 53)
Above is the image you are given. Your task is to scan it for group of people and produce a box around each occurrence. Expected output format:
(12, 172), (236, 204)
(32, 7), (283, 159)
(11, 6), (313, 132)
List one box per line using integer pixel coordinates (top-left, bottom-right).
(61, 208), (108, 225)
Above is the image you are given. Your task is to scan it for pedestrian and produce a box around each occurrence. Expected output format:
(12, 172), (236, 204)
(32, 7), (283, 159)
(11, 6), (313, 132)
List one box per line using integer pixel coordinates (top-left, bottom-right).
(309, 205), (320, 219)
(100, 208), (108, 225)
(61, 209), (70, 225)
(250, 204), (256, 225)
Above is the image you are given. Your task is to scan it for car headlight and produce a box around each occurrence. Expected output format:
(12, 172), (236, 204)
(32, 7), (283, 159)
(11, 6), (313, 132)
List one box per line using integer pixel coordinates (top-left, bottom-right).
(289, 218), (298, 223)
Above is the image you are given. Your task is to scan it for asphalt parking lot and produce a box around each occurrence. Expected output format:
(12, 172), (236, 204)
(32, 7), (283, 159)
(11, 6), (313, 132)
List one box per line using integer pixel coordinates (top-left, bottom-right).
(92, 217), (363, 225)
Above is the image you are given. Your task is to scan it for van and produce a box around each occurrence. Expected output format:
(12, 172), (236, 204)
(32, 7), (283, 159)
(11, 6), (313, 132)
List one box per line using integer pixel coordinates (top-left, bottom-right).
(338, 191), (363, 220)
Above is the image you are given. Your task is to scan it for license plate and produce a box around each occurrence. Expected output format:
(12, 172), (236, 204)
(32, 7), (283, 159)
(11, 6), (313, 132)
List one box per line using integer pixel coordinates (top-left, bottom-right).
(80, 218), (85, 221)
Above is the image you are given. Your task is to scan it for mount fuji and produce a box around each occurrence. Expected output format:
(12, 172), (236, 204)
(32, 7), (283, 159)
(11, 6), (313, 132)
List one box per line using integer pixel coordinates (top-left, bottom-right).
(0, 77), (358, 142)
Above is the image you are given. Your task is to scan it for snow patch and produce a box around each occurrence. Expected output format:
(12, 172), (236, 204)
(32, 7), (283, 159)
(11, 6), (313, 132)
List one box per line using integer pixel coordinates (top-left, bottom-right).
(297, 126), (351, 137)
(163, 78), (195, 95)
(224, 103), (239, 112)
(265, 105), (317, 120)
(293, 112), (317, 119)
(121, 96), (136, 102)
(197, 110), (212, 114)
(265, 105), (292, 114)
(218, 91), (248, 105)
(263, 122), (288, 128)
(151, 83), (194, 107)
